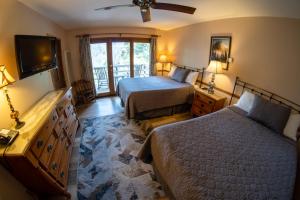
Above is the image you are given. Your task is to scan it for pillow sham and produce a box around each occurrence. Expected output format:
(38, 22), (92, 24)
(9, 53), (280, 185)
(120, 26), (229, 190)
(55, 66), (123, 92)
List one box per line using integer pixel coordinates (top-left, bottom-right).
(247, 95), (291, 134)
(171, 68), (190, 83)
(283, 113), (300, 141)
(185, 71), (199, 85)
(235, 91), (256, 113)
(168, 65), (177, 77)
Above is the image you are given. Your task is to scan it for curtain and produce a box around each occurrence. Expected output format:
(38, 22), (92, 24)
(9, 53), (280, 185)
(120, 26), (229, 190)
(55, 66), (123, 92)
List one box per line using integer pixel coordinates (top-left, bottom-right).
(150, 37), (157, 76)
(79, 36), (96, 97)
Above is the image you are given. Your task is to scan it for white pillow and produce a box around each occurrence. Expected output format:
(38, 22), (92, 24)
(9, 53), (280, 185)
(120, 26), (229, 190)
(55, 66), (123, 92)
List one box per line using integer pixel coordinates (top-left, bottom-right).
(168, 65), (177, 77)
(185, 72), (199, 85)
(283, 114), (300, 141)
(235, 91), (256, 113)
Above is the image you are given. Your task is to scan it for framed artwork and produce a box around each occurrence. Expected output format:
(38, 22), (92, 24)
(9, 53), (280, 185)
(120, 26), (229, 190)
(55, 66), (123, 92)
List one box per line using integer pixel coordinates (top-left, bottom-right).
(209, 36), (232, 70)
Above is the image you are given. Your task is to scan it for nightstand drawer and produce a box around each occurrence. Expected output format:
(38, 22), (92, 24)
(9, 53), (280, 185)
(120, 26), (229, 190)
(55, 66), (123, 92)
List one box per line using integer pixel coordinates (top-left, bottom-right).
(195, 93), (215, 105)
(192, 105), (207, 116)
(193, 100), (214, 113)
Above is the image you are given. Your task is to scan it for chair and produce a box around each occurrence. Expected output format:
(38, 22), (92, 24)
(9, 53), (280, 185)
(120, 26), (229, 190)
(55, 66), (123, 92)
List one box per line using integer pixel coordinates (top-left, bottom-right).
(72, 80), (95, 105)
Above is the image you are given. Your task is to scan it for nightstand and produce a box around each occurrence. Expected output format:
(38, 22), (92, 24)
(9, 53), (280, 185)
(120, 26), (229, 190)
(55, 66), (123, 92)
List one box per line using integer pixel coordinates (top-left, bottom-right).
(191, 88), (227, 117)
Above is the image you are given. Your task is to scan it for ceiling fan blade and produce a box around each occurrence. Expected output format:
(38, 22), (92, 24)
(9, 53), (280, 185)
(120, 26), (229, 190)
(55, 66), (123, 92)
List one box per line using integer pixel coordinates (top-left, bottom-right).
(151, 3), (196, 14)
(95, 4), (135, 11)
(140, 8), (151, 22)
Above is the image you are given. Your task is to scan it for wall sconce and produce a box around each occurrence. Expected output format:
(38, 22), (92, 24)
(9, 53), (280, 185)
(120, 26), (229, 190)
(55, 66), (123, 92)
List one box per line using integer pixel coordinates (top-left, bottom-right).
(0, 65), (25, 129)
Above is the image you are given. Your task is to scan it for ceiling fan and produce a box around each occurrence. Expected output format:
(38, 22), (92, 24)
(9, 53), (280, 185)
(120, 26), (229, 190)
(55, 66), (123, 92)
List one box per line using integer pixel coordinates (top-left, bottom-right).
(95, 0), (196, 22)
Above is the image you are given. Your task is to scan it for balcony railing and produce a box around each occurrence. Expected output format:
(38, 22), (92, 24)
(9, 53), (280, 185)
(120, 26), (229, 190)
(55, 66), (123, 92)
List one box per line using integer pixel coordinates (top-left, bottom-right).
(93, 64), (149, 94)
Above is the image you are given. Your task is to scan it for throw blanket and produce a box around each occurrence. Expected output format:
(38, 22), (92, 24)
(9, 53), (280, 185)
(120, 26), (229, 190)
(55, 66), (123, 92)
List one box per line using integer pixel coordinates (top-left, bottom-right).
(117, 76), (194, 118)
(139, 107), (297, 200)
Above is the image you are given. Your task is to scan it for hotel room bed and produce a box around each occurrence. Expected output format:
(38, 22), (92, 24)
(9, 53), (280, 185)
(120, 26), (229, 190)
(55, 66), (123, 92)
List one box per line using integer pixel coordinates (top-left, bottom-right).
(139, 106), (297, 199)
(117, 76), (194, 119)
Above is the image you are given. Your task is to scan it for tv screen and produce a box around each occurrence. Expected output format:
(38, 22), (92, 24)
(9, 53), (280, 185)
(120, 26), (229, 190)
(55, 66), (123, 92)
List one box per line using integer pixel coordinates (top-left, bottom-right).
(15, 35), (58, 79)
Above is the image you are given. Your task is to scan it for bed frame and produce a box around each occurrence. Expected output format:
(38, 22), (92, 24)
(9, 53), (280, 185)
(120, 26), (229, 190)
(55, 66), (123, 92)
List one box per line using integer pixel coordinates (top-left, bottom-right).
(229, 77), (300, 200)
(171, 63), (205, 87)
(229, 77), (300, 113)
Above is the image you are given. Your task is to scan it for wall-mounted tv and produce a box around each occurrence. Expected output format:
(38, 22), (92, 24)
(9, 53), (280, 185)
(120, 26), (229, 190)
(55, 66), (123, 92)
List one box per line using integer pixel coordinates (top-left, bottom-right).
(15, 35), (58, 79)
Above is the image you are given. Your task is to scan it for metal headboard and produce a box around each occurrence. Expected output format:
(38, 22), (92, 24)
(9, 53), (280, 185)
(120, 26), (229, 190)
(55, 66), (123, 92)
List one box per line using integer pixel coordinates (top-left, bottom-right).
(229, 77), (300, 113)
(172, 63), (205, 87)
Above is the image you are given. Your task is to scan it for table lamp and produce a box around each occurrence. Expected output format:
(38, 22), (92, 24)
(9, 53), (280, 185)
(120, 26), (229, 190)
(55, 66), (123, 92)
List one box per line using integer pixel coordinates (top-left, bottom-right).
(206, 60), (222, 94)
(158, 54), (169, 76)
(0, 65), (25, 129)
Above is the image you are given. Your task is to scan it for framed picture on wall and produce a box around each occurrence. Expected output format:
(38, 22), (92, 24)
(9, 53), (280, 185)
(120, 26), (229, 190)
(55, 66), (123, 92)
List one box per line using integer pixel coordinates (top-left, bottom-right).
(209, 36), (232, 70)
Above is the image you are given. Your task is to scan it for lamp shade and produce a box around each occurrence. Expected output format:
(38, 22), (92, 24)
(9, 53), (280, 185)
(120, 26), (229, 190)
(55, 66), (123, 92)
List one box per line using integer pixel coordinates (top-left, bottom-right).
(0, 65), (15, 89)
(158, 54), (168, 63)
(206, 60), (223, 74)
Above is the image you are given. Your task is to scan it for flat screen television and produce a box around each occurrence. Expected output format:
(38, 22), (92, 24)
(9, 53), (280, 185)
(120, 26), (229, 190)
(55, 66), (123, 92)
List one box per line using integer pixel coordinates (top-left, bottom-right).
(15, 35), (58, 79)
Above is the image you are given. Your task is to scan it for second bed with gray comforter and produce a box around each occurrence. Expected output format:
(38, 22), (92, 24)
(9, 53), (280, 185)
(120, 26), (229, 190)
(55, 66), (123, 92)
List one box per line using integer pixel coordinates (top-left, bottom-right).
(139, 107), (297, 200)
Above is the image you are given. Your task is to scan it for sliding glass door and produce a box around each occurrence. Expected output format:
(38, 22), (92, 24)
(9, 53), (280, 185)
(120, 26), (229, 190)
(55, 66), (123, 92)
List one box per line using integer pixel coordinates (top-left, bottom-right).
(90, 38), (151, 96)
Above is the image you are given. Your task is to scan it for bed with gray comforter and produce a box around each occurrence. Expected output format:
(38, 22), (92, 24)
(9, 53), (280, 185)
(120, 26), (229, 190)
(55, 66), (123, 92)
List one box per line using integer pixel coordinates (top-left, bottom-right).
(139, 106), (297, 200)
(117, 76), (194, 119)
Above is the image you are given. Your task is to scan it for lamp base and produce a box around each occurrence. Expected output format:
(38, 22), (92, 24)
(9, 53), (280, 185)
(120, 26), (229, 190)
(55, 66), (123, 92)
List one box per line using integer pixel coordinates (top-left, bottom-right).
(15, 120), (25, 130)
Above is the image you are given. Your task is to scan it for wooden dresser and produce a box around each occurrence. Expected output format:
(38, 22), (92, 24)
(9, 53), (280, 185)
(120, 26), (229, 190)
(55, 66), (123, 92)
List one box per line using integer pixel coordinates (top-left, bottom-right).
(191, 88), (227, 117)
(0, 88), (79, 198)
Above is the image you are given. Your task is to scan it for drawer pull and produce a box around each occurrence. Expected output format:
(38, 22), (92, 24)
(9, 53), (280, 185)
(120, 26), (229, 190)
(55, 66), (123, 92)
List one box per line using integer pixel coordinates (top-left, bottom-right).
(47, 144), (53, 152)
(201, 104), (204, 108)
(52, 163), (58, 170)
(60, 171), (65, 178)
(52, 115), (57, 121)
(59, 120), (63, 126)
(208, 101), (213, 104)
(36, 140), (44, 148)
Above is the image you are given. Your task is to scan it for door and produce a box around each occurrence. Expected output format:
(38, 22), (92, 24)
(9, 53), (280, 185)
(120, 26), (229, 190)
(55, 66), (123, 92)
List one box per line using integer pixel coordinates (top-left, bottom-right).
(90, 42), (112, 96)
(91, 38), (151, 96)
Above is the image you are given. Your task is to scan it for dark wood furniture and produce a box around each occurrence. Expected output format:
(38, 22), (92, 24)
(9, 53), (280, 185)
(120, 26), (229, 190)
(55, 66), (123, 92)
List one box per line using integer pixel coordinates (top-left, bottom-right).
(0, 88), (79, 198)
(191, 88), (226, 117)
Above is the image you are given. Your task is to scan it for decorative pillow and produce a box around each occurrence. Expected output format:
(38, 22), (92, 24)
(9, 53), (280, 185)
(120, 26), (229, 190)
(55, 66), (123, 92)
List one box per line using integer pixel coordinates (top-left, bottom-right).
(185, 72), (199, 85)
(283, 114), (300, 141)
(168, 65), (177, 77)
(235, 91), (256, 113)
(171, 68), (190, 83)
(247, 95), (291, 134)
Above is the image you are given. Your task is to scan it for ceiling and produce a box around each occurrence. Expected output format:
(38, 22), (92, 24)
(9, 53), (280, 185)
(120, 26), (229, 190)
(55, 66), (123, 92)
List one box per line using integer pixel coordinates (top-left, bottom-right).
(18, 0), (300, 30)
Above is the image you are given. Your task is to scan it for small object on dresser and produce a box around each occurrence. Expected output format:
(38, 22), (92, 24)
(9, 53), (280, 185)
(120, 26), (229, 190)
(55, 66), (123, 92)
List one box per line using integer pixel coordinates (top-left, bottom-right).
(0, 129), (19, 145)
(191, 88), (226, 117)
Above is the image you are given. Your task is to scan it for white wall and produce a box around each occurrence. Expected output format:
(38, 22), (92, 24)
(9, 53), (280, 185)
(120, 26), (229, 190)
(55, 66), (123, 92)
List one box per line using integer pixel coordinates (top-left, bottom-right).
(0, 1), (67, 199)
(161, 17), (300, 104)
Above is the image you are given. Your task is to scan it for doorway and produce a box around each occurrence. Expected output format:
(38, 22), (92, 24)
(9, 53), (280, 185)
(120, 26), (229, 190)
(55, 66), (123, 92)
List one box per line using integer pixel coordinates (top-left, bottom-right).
(90, 38), (151, 97)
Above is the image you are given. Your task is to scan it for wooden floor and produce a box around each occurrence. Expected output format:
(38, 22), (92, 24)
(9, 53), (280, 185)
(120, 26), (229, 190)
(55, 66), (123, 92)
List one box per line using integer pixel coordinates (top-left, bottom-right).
(77, 96), (123, 118)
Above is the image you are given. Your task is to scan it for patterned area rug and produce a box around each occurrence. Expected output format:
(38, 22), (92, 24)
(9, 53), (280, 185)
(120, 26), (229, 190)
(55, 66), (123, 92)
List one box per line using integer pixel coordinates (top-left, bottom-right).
(75, 113), (168, 200)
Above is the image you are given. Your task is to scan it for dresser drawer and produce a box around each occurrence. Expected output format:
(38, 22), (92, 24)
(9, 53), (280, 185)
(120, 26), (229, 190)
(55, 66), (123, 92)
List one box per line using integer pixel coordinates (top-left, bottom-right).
(31, 110), (58, 158)
(48, 135), (65, 178)
(195, 92), (215, 106)
(40, 134), (57, 168)
(64, 116), (76, 136)
(57, 140), (72, 186)
(64, 103), (74, 118)
(54, 115), (66, 137)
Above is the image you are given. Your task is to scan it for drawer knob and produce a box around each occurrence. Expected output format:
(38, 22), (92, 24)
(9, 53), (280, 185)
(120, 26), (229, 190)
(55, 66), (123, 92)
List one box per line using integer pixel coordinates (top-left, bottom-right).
(60, 172), (65, 178)
(47, 144), (53, 152)
(52, 163), (57, 170)
(201, 104), (204, 108)
(59, 120), (63, 126)
(209, 101), (213, 104)
(37, 140), (44, 148)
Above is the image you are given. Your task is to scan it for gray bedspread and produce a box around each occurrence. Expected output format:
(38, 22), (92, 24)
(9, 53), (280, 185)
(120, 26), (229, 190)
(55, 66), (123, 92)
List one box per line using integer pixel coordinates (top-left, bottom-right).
(117, 76), (194, 118)
(139, 107), (297, 200)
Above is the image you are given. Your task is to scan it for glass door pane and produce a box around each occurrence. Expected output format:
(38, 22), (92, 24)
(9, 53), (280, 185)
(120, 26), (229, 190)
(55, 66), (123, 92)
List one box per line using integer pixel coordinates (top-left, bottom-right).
(134, 42), (150, 77)
(112, 42), (130, 90)
(91, 43), (110, 95)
